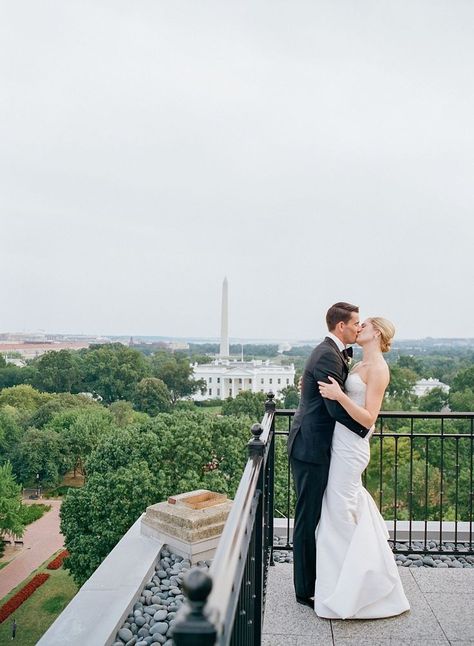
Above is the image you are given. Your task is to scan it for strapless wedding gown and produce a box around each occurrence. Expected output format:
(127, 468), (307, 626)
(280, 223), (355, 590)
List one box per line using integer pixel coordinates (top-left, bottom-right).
(314, 372), (410, 619)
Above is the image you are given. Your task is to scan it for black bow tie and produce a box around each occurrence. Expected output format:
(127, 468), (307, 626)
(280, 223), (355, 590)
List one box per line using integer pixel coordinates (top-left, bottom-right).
(342, 347), (353, 362)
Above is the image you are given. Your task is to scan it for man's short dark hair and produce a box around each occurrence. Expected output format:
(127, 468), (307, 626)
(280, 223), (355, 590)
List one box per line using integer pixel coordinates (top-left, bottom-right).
(326, 302), (359, 330)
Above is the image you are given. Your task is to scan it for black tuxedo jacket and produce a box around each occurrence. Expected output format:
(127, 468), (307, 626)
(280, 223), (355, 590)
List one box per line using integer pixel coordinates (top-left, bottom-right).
(288, 337), (369, 463)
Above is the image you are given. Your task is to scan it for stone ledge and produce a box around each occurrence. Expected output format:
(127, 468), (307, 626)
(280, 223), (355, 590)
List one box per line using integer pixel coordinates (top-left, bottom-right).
(37, 515), (164, 646)
(274, 519), (474, 542)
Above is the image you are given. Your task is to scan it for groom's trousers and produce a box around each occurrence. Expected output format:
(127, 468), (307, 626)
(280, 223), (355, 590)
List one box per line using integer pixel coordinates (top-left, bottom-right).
(290, 456), (330, 599)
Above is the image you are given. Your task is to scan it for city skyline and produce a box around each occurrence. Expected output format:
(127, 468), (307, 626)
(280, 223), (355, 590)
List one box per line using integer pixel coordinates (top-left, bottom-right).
(1, 328), (473, 344)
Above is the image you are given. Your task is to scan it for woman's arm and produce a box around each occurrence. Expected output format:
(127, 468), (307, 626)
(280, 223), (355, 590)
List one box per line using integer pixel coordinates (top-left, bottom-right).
(312, 350), (369, 435)
(318, 364), (389, 427)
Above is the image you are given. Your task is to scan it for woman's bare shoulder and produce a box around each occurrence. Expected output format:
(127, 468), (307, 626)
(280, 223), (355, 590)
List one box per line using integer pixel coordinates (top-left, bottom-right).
(367, 359), (390, 386)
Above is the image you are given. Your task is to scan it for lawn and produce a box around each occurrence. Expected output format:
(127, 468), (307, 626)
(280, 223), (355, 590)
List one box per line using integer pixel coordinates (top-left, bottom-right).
(0, 555), (78, 645)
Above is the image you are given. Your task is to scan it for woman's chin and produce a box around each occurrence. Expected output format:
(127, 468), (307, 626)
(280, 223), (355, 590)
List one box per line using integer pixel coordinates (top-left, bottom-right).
(355, 339), (364, 347)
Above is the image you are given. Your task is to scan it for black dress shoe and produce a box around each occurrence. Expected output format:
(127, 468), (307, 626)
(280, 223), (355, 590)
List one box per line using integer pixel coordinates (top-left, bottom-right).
(296, 596), (314, 608)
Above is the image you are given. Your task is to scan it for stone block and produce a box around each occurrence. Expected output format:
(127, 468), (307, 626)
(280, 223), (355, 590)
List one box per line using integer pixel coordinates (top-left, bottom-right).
(141, 490), (232, 564)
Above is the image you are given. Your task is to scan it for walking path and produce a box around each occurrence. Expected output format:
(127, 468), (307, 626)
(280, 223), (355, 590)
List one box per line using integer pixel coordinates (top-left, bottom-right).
(263, 563), (474, 645)
(0, 499), (64, 600)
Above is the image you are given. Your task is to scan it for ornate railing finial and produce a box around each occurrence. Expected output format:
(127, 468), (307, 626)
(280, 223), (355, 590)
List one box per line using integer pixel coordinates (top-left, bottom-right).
(172, 568), (216, 646)
(248, 422), (264, 457)
(265, 391), (276, 413)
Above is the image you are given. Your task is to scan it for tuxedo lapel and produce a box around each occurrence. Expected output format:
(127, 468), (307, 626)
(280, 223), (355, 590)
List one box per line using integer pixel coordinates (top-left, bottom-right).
(324, 337), (349, 375)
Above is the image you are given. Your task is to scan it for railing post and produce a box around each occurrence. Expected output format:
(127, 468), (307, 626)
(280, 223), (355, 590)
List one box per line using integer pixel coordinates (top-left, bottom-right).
(265, 391), (276, 414)
(247, 422), (265, 645)
(265, 392), (276, 567)
(172, 568), (217, 646)
(248, 423), (264, 458)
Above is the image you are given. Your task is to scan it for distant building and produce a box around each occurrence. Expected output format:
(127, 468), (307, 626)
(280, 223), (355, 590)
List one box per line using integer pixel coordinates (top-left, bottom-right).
(413, 378), (450, 397)
(0, 340), (92, 360)
(4, 357), (26, 367)
(168, 342), (190, 351)
(192, 359), (295, 401)
(191, 278), (295, 400)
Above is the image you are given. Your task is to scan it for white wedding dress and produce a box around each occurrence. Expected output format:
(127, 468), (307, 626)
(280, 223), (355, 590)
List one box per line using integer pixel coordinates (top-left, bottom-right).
(314, 372), (410, 619)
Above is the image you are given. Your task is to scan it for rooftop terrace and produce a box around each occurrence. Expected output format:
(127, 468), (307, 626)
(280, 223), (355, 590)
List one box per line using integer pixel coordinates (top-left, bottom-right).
(263, 563), (474, 645)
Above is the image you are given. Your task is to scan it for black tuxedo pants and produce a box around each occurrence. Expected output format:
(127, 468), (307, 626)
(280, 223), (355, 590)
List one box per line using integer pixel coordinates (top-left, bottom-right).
(290, 456), (330, 599)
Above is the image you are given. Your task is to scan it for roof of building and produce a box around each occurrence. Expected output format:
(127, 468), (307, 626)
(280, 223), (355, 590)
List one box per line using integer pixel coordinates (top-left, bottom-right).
(192, 360), (295, 376)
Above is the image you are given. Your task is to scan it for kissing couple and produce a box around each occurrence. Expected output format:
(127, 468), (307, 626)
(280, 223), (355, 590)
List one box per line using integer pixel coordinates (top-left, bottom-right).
(287, 302), (410, 619)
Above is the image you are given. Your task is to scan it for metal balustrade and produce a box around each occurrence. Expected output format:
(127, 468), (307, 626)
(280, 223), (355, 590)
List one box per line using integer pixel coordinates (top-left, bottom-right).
(274, 410), (474, 556)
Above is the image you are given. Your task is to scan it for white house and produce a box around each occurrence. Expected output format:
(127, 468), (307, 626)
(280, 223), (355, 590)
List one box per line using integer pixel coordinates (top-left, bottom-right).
(192, 359), (296, 401)
(413, 378), (450, 398)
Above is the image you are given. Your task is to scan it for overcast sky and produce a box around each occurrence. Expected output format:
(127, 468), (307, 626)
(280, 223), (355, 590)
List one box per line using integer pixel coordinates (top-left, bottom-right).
(1, 1), (473, 340)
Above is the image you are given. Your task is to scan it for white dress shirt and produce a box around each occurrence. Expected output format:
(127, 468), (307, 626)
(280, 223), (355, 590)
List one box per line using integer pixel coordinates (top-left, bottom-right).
(326, 332), (347, 353)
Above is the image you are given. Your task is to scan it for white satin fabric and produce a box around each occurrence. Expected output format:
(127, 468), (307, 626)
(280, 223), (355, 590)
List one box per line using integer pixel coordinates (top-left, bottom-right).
(314, 373), (410, 619)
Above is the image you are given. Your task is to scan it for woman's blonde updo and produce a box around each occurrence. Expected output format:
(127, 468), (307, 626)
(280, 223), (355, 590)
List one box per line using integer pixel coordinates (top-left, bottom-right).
(370, 317), (395, 353)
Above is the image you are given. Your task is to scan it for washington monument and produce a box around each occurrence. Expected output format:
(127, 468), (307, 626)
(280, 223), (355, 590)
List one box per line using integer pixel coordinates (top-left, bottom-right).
(219, 277), (229, 358)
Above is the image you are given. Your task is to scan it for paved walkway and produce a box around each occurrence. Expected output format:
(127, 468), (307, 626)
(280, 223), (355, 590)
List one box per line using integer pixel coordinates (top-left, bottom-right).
(263, 563), (474, 645)
(0, 499), (64, 599)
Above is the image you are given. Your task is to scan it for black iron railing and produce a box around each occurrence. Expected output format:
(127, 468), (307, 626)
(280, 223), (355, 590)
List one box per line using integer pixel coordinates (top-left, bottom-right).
(173, 404), (474, 645)
(273, 409), (474, 557)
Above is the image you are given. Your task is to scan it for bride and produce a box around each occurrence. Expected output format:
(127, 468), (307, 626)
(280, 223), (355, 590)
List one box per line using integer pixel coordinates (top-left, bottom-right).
(315, 317), (410, 620)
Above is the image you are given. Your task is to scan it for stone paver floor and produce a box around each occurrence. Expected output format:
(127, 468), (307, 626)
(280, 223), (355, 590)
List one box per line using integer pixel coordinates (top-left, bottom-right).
(0, 499), (64, 599)
(263, 563), (474, 645)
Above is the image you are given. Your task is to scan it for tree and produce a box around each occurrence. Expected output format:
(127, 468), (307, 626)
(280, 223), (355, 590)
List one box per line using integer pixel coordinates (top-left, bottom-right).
(452, 366), (474, 394)
(150, 351), (204, 403)
(0, 364), (35, 390)
(61, 461), (157, 585)
(0, 407), (22, 466)
(0, 384), (52, 414)
(384, 365), (418, 409)
(27, 392), (96, 429)
(32, 349), (83, 393)
(396, 355), (423, 376)
(11, 427), (66, 487)
(221, 391), (268, 420)
(60, 425), (168, 585)
(386, 366), (418, 399)
(0, 462), (26, 540)
(146, 412), (250, 497)
(418, 387), (449, 412)
(46, 408), (115, 477)
(81, 344), (149, 403)
(281, 385), (300, 409)
(365, 435), (442, 521)
(109, 400), (136, 428)
(132, 378), (172, 416)
(449, 389), (474, 412)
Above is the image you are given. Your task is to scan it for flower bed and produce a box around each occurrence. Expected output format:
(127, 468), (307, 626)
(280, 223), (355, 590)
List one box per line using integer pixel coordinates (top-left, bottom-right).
(0, 573), (50, 623)
(47, 550), (69, 570)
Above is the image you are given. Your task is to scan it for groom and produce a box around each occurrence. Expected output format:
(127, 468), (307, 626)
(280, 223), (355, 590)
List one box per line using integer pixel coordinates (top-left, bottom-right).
(287, 302), (370, 607)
